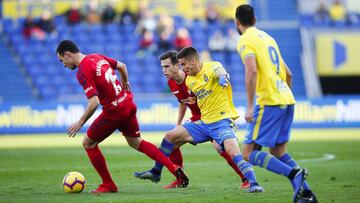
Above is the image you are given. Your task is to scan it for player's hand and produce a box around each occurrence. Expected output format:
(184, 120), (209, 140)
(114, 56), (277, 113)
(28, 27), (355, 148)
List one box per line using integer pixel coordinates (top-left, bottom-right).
(219, 74), (230, 87)
(245, 107), (254, 123)
(68, 121), (83, 137)
(122, 81), (131, 91)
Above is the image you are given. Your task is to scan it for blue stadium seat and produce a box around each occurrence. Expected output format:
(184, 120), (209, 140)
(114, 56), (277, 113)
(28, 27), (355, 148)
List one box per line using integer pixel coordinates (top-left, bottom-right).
(2, 11), (308, 99)
(40, 85), (57, 100)
(211, 52), (226, 63)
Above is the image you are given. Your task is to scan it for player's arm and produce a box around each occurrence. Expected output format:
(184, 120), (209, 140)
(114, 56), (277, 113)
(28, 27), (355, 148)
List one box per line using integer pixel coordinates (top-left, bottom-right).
(212, 63), (230, 87)
(244, 55), (257, 123)
(176, 103), (187, 127)
(115, 61), (131, 91)
(68, 96), (100, 137)
(102, 55), (131, 91)
(282, 59), (293, 88)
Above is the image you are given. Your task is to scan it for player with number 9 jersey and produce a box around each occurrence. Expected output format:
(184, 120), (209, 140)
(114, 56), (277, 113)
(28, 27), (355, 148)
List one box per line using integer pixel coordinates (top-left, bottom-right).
(237, 27), (295, 106)
(235, 5), (317, 202)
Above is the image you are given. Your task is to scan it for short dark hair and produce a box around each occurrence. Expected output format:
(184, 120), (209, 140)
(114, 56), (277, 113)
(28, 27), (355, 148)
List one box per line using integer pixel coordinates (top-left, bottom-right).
(56, 40), (80, 56)
(176, 47), (199, 61)
(235, 4), (255, 27)
(159, 50), (178, 65)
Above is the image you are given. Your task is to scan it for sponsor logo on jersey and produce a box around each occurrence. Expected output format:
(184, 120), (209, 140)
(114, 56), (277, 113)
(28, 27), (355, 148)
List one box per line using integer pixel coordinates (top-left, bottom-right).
(203, 74), (208, 82)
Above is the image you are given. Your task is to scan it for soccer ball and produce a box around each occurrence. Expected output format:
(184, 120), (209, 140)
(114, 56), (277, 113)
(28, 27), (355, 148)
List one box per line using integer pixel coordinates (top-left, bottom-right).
(63, 171), (86, 193)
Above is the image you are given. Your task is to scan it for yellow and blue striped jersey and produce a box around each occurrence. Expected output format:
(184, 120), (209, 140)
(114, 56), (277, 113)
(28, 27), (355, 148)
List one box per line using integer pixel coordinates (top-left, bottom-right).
(185, 61), (239, 124)
(237, 27), (295, 105)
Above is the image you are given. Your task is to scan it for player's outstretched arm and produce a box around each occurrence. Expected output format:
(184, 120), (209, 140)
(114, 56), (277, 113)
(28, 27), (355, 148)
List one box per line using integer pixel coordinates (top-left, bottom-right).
(68, 96), (100, 137)
(116, 61), (131, 91)
(213, 63), (230, 87)
(176, 103), (187, 127)
(244, 55), (257, 123)
(282, 59), (293, 89)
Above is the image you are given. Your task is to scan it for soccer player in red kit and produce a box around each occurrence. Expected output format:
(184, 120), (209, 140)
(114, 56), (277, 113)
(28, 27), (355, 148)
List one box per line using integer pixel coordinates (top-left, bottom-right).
(56, 40), (189, 193)
(134, 50), (249, 189)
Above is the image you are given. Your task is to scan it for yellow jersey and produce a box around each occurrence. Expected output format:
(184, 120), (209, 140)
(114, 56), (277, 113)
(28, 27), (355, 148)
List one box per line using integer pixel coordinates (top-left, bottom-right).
(237, 27), (295, 105)
(185, 61), (239, 124)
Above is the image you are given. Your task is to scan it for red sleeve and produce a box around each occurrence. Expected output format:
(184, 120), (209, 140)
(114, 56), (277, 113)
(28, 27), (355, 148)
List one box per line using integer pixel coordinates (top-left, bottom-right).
(100, 54), (118, 69)
(76, 66), (98, 99)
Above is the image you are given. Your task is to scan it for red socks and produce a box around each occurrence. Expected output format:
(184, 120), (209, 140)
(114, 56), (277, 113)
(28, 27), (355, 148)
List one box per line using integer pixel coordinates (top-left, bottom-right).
(169, 148), (183, 168)
(138, 140), (177, 173)
(220, 151), (245, 179)
(85, 145), (115, 186)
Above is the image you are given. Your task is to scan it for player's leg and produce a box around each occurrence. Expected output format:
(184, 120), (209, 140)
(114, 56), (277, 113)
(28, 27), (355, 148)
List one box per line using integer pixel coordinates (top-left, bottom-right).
(152, 126), (193, 173)
(125, 136), (189, 188)
(270, 104), (317, 202)
(242, 105), (307, 201)
(222, 138), (263, 192)
(242, 105), (295, 178)
(134, 120), (210, 188)
(160, 147), (183, 188)
(169, 147), (183, 167)
(122, 104), (189, 188)
(134, 122), (206, 187)
(211, 141), (249, 189)
(84, 115), (118, 193)
(132, 126), (191, 183)
(209, 119), (263, 192)
(274, 104), (316, 203)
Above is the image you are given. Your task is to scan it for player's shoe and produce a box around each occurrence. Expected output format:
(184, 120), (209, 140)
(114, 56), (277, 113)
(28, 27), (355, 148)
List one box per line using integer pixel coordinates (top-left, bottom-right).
(247, 183), (264, 193)
(298, 190), (318, 203)
(90, 183), (118, 193)
(291, 167), (308, 203)
(163, 180), (178, 189)
(133, 169), (161, 183)
(241, 179), (250, 189)
(173, 167), (189, 188)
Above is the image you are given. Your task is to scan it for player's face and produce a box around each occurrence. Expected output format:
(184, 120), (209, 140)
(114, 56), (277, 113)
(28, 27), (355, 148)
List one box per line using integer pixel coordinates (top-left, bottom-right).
(161, 58), (178, 79)
(57, 52), (77, 70)
(179, 58), (197, 76)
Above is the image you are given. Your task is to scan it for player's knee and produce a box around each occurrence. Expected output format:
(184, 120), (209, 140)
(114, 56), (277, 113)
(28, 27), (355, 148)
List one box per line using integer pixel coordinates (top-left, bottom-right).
(82, 135), (99, 149)
(164, 131), (176, 143)
(128, 141), (140, 150)
(125, 136), (142, 150)
(82, 140), (97, 149)
(242, 151), (251, 161)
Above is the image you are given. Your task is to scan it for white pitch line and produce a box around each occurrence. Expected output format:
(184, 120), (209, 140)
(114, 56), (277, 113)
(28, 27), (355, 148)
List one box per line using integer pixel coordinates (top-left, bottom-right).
(0, 153), (336, 172)
(298, 153), (336, 163)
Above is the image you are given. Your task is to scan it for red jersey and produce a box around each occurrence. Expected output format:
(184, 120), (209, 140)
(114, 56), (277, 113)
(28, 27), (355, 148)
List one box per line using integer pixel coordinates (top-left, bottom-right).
(168, 75), (201, 122)
(77, 54), (132, 117)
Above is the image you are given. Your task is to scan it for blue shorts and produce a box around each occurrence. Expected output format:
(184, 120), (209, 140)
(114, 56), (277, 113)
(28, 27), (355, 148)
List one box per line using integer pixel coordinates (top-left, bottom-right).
(243, 104), (294, 148)
(183, 118), (237, 148)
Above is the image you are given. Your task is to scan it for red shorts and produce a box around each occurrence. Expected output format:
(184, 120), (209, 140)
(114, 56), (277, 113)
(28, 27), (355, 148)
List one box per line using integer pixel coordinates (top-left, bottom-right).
(87, 101), (141, 142)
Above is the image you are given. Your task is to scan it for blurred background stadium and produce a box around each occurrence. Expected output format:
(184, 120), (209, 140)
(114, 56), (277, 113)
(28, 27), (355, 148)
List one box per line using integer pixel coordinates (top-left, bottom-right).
(0, 0), (360, 134)
(0, 0), (359, 133)
(0, 1), (360, 202)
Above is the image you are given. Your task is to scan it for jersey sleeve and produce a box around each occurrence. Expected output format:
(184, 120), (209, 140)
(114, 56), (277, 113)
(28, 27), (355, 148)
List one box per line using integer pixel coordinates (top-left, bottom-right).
(237, 40), (256, 63)
(100, 54), (118, 69)
(210, 62), (227, 77)
(76, 67), (98, 99)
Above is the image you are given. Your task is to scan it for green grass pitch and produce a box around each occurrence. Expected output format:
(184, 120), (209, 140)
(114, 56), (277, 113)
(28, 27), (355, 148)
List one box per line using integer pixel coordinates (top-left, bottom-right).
(0, 129), (359, 202)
